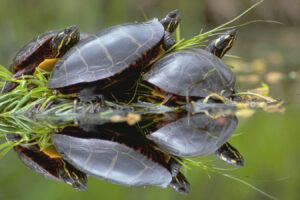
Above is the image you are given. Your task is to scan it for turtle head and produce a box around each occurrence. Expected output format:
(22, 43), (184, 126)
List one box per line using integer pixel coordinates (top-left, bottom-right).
(206, 29), (237, 58)
(169, 172), (190, 194)
(215, 142), (244, 167)
(58, 160), (88, 191)
(160, 9), (181, 33)
(51, 25), (80, 57)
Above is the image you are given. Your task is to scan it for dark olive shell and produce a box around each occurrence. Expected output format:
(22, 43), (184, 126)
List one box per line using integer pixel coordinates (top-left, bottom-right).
(147, 114), (238, 157)
(11, 31), (90, 72)
(51, 134), (172, 188)
(10, 30), (60, 72)
(48, 19), (164, 89)
(143, 48), (235, 98)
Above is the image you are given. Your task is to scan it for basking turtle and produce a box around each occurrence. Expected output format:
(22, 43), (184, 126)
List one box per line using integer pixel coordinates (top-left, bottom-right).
(1, 25), (81, 93)
(51, 123), (190, 194)
(47, 10), (181, 101)
(142, 29), (237, 102)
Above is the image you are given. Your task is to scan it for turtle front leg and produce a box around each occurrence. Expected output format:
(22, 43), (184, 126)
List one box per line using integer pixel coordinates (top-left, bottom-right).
(162, 32), (176, 50)
(1, 66), (35, 93)
(77, 85), (105, 105)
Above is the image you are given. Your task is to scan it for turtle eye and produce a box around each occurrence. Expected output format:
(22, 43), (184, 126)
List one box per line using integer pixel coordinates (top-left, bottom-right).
(72, 182), (81, 189)
(65, 29), (72, 34)
(169, 13), (177, 18)
(168, 9), (180, 19)
(64, 25), (78, 34)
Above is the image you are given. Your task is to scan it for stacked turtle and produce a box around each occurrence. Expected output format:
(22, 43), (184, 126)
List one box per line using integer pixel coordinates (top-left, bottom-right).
(47, 9), (181, 101)
(1, 25), (83, 93)
(5, 9), (244, 194)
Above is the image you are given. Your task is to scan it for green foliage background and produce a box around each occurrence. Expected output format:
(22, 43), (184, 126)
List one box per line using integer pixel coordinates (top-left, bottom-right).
(0, 0), (299, 199)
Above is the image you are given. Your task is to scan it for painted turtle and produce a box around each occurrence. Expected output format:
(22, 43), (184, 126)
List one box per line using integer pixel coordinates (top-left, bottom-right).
(51, 123), (190, 194)
(144, 113), (243, 167)
(142, 29), (237, 101)
(13, 143), (87, 190)
(47, 10), (181, 101)
(1, 25), (81, 93)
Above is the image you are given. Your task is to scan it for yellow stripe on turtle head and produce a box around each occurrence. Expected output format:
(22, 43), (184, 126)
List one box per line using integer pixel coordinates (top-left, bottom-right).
(220, 154), (227, 161)
(214, 38), (221, 47)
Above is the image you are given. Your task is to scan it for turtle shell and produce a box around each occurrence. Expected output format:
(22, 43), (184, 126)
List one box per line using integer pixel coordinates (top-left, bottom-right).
(143, 48), (236, 98)
(147, 114), (238, 157)
(10, 30), (60, 73)
(48, 19), (165, 90)
(10, 27), (88, 73)
(51, 131), (172, 188)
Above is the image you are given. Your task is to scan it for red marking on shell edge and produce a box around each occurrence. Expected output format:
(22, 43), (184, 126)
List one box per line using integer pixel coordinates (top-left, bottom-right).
(136, 147), (142, 153)
(161, 121), (171, 126)
(148, 154), (153, 161)
(171, 96), (178, 100)
(70, 129), (80, 133)
(218, 116), (227, 126)
(68, 87), (80, 91)
(132, 61), (137, 67)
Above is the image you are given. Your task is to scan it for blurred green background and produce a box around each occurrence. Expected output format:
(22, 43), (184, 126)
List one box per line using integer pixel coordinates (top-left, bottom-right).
(0, 0), (299, 199)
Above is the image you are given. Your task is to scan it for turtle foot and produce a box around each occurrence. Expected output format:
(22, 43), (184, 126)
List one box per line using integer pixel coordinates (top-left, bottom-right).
(77, 86), (104, 104)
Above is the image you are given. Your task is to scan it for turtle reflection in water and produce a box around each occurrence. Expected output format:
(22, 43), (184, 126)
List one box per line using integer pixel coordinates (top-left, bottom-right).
(6, 134), (87, 190)
(142, 113), (244, 167)
(51, 122), (190, 194)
